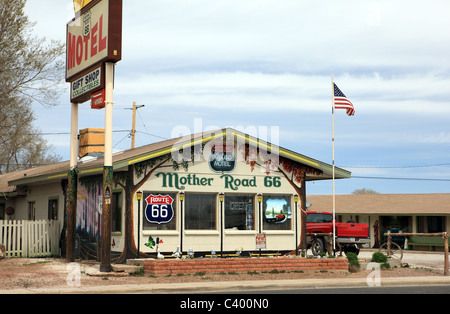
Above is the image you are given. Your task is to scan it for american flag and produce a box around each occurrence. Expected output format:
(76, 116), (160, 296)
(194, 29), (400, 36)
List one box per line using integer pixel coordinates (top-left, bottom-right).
(333, 83), (355, 116)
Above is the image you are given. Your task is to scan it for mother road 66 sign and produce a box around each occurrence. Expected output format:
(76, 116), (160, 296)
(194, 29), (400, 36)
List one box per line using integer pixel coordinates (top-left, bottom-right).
(144, 194), (174, 224)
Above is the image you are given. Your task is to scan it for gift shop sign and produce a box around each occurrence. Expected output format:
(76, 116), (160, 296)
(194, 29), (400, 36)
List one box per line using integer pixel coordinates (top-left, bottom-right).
(66, 0), (122, 82)
(71, 66), (103, 102)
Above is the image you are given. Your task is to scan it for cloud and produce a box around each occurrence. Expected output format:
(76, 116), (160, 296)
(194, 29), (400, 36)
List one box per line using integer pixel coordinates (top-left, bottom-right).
(115, 71), (326, 112)
(417, 132), (450, 144)
(115, 71), (450, 116)
(23, 0), (450, 196)
(119, 0), (450, 75)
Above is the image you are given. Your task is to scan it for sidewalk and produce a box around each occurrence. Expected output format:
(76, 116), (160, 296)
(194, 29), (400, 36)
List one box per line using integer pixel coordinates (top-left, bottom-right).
(3, 275), (450, 294)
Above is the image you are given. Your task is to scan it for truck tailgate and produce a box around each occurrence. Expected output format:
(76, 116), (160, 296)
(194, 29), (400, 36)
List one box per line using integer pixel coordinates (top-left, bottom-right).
(337, 223), (369, 238)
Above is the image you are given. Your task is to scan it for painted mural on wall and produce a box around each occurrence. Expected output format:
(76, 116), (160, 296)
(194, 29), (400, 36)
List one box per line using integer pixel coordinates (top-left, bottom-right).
(76, 181), (102, 259)
(264, 196), (290, 224)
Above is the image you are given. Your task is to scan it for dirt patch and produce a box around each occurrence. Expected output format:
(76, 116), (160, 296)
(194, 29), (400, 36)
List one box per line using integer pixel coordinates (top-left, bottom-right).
(0, 257), (443, 291)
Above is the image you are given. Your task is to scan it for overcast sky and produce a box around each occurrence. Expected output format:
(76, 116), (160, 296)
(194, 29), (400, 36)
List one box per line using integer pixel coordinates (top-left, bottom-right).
(24, 0), (450, 195)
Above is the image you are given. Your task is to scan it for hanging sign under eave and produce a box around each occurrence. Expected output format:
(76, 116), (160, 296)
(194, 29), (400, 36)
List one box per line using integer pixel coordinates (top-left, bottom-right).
(91, 88), (106, 109)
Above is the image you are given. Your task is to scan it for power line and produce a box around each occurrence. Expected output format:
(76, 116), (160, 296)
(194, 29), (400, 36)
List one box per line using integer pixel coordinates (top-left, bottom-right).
(351, 175), (450, 182)
(341, 163), (450, 169)
(36, 130), (131, 136)
(113, 132), (131, 148)
(135, 130), (170, 140)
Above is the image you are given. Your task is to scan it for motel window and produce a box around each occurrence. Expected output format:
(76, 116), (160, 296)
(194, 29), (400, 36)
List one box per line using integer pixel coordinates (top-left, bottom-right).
(48, 198), (58, 220)
(262, 195), (291, 231)
(28, 202), (36, 221)
(224, 194), (255, 230)
(428, 216), (444, 233)
(185, 193), (216, 230)
(111, 191), (123, 233)
(143, 192), (176, 231)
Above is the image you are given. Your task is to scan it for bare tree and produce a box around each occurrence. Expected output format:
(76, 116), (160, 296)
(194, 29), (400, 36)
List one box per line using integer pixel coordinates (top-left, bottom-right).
(0, 0), (64, 173)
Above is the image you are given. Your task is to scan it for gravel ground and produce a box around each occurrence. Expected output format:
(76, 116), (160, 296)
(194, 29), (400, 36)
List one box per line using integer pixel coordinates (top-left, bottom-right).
(0, 252), (446, 291)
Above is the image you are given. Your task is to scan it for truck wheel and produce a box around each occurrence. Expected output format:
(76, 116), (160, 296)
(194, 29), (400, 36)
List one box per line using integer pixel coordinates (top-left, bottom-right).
(311, 238), (324, 256)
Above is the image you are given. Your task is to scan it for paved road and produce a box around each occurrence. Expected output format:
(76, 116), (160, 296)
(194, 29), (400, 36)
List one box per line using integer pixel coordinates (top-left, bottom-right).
(223, 284), (450, 294)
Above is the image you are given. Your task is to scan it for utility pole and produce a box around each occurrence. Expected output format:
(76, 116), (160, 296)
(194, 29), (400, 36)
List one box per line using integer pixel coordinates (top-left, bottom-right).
(130, 102), (144, 149)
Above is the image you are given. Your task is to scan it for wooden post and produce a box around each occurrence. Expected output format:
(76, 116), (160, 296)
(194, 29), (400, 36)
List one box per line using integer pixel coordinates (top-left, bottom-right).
(295, 202), (298, 256)
(387, 234), (392, 257)
(444, 232), (448, 276)
(327, 233), (333, 255)
(300, 174), (307, 252)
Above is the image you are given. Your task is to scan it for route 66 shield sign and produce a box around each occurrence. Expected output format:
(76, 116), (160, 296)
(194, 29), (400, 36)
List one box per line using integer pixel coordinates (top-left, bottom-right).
(144, 194), (174, 224)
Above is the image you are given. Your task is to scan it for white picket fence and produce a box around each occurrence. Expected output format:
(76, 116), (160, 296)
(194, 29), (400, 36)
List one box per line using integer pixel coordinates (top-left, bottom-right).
(0, 220), (60, 258)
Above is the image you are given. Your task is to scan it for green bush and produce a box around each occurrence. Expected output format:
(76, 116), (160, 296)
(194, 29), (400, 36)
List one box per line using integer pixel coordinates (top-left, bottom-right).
(346, 252), (360, 272)
(371, 252), (388, 263)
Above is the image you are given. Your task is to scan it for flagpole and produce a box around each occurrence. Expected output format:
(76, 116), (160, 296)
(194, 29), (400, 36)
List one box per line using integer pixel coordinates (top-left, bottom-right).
(331, 74), (336, 254)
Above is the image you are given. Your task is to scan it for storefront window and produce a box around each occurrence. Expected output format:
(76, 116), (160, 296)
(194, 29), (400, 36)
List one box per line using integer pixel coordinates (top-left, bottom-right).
(380, 216), (410, 234)
(185, 193), (216, 230)
(224, 194), (255, 230)
(143, 192), (176, 231)
(263, 195), (291, 231)
(112, 192), (122, 233)
(428, 216), (444, 233)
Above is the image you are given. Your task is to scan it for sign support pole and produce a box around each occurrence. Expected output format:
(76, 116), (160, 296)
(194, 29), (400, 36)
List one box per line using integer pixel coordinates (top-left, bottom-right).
(100, 62), (114, 272)
(66, 0), (122, 267)
(66, 102), (79, 262)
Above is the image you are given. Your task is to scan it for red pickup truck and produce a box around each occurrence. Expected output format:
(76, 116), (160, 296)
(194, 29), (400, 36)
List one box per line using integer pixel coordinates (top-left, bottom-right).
(306, 211), (370, 256)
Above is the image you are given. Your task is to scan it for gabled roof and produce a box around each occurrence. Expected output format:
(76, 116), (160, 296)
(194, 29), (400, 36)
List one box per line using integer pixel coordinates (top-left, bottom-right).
(308, 193), (450, 215)
(3, 128), (350, 192)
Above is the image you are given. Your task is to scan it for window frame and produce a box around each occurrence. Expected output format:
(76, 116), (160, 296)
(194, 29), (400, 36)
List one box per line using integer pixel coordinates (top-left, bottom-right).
(184, 192), (217, 231)
(224, 193), (256, 231)
(111, 190), (123, 234)
(262, 194), (292, 231)
(48, 198), (58, 221)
